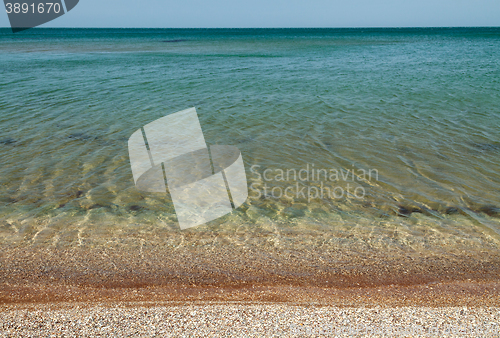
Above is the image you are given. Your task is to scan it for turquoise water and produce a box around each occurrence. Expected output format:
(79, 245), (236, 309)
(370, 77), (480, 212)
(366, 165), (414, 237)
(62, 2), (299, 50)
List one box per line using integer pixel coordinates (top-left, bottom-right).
(0, 28), (499, 254)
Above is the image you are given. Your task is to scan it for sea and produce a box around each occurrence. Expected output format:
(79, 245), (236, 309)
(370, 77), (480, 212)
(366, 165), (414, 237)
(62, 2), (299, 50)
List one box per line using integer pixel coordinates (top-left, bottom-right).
(0, 28), (499, 259)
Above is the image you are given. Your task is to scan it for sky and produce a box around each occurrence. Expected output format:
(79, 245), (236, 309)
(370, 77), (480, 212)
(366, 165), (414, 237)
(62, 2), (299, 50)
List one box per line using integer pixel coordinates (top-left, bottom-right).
(1, 0), (500, 28)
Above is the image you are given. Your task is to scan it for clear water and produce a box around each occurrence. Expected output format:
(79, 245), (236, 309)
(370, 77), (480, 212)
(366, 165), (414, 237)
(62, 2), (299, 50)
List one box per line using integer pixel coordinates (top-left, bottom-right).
(0, 28), (499, 256)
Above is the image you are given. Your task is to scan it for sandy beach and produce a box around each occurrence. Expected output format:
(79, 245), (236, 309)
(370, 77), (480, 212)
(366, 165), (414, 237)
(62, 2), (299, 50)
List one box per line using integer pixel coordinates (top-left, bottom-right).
(0, 245), (499, 304)
(1, 303), (499, 337)
(1, 245), (500, 336)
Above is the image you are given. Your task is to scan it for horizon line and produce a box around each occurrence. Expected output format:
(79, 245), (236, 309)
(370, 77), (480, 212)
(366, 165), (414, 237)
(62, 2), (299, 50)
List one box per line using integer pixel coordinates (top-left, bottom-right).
(2, 26), (500, 30)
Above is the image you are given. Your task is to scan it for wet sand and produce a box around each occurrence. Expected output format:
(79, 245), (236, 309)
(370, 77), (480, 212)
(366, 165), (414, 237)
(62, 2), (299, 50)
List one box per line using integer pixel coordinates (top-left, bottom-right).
(1, 245), (499, 306)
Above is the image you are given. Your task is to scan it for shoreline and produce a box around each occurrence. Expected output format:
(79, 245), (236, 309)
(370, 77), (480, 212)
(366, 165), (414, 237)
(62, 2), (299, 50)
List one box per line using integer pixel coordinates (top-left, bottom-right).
(1, 246), (499, 307)
(1, 281), (500, 308)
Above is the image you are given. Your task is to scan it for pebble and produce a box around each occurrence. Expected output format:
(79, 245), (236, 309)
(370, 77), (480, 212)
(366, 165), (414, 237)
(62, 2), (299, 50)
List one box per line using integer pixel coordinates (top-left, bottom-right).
(0, 303), (498, 337)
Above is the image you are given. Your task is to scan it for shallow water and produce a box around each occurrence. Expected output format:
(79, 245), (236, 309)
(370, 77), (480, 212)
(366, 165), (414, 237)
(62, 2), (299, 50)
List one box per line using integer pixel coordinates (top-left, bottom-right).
(0, 28), (499, 256)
